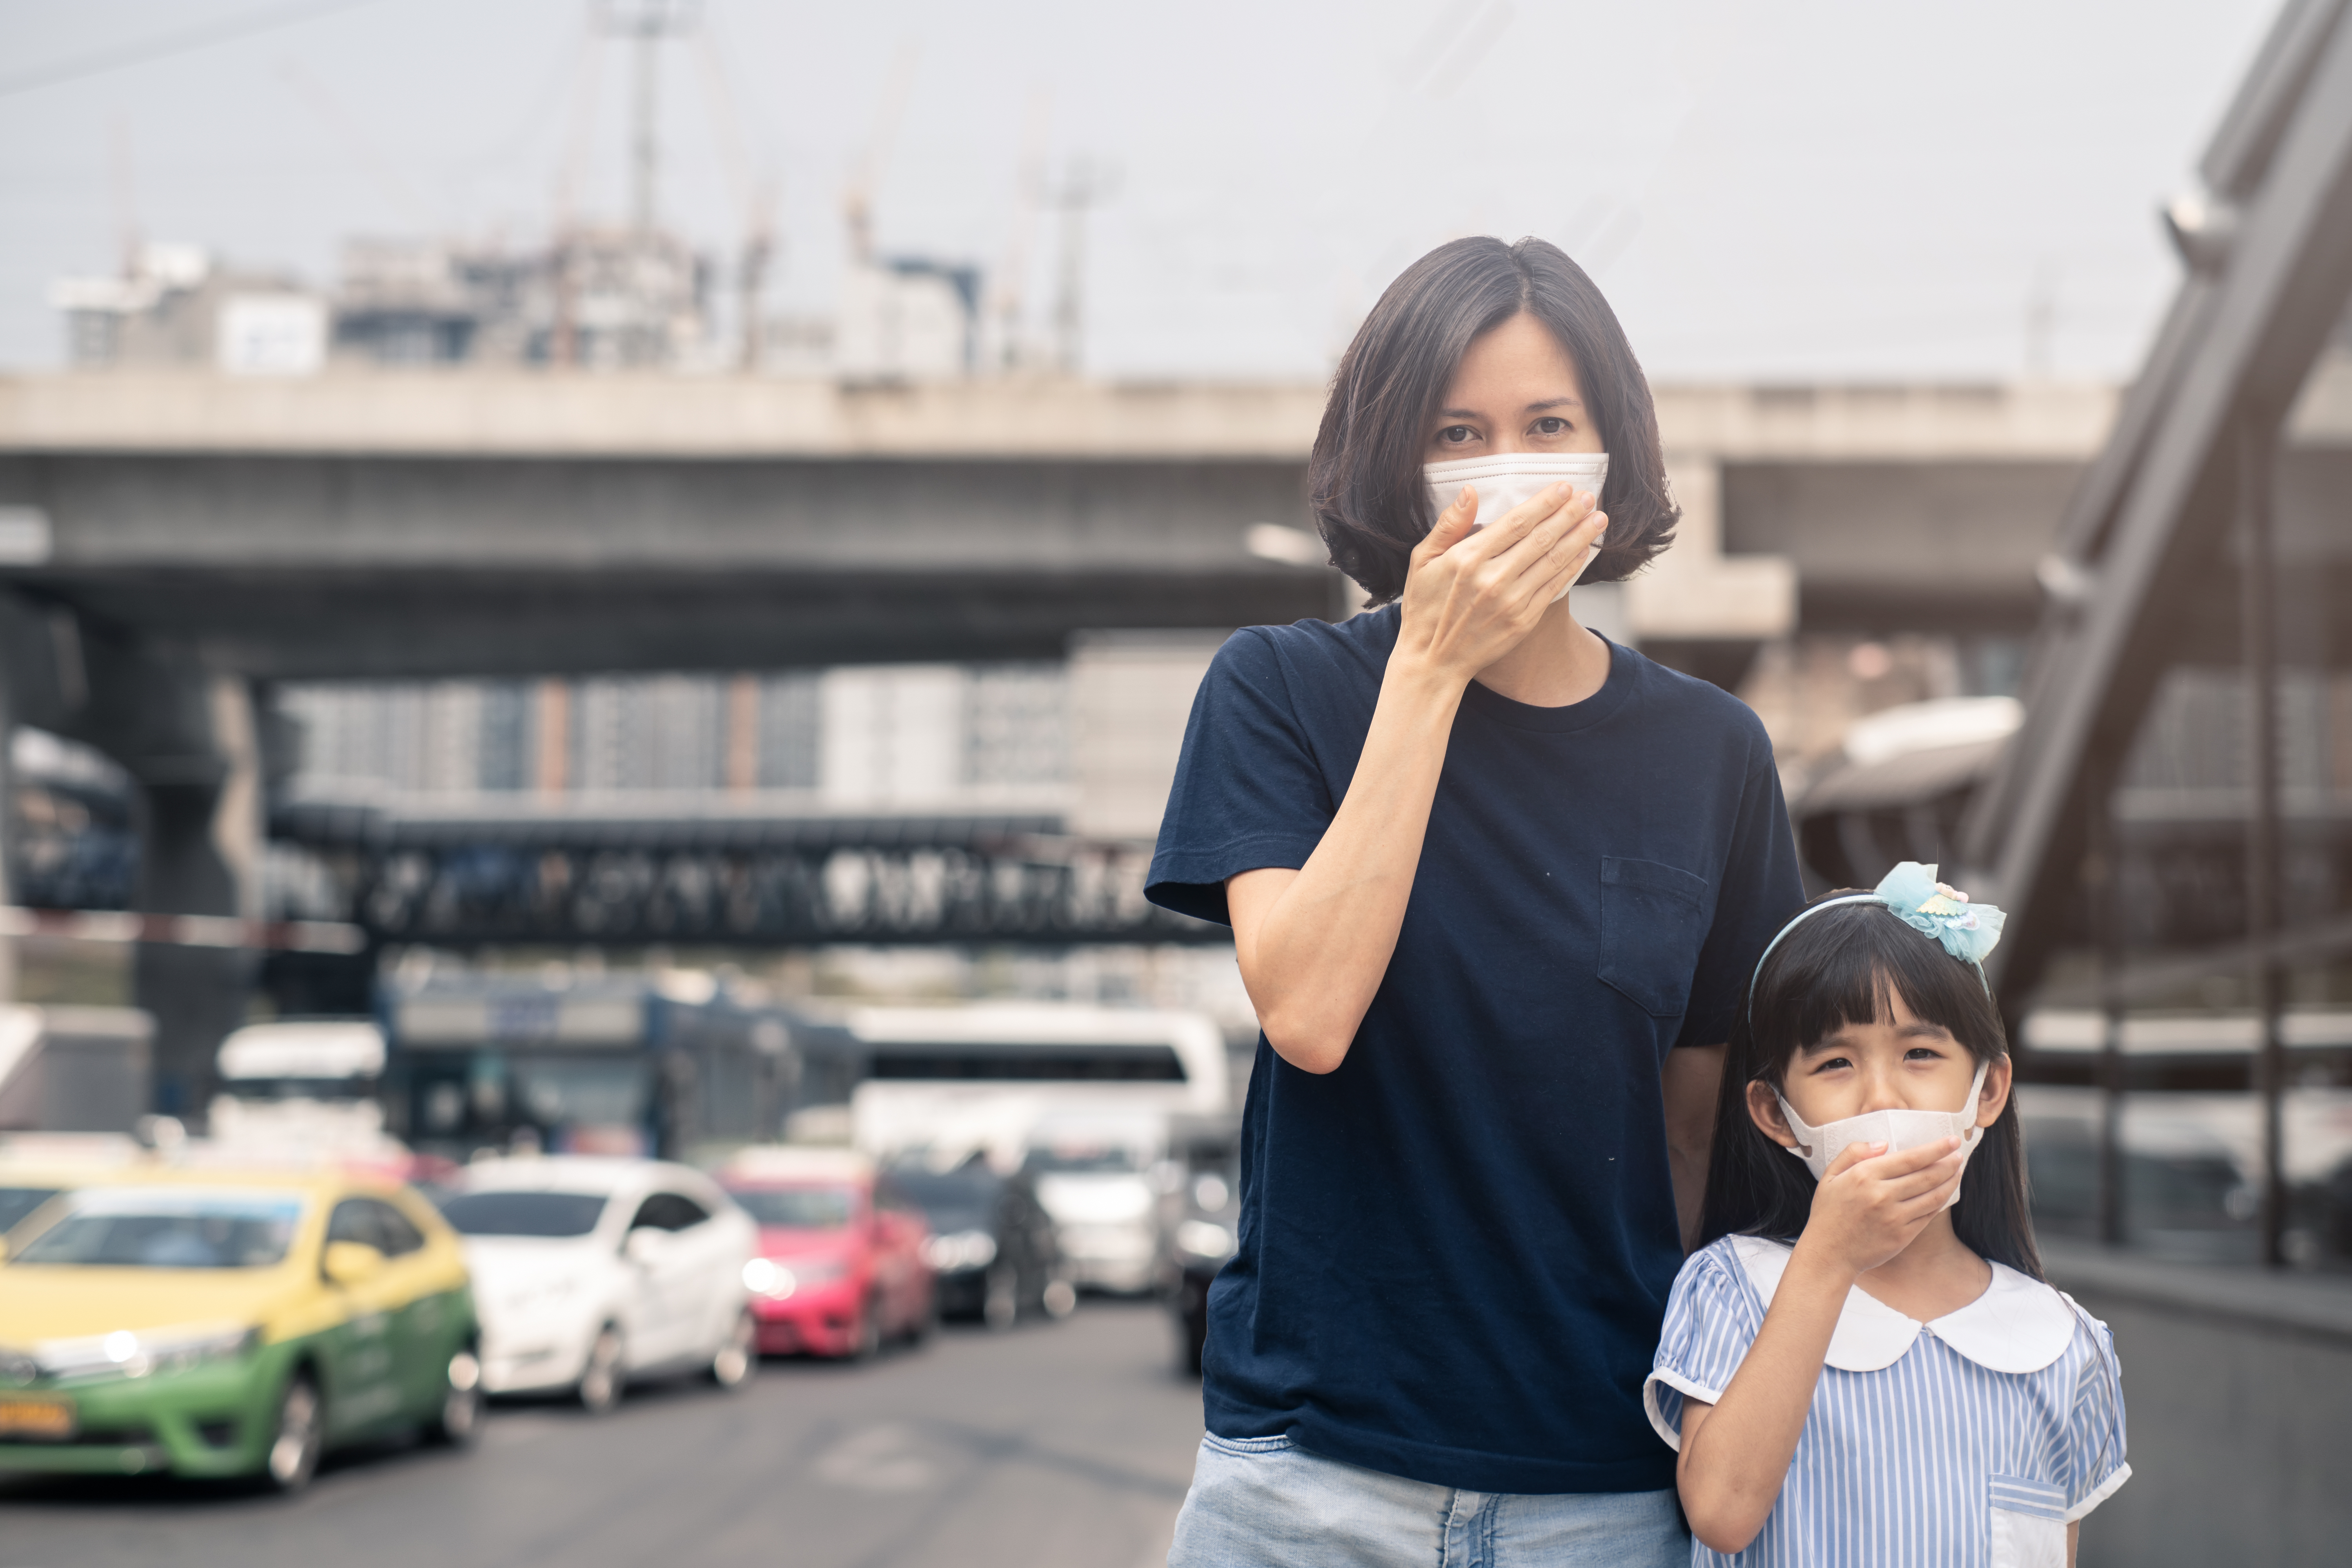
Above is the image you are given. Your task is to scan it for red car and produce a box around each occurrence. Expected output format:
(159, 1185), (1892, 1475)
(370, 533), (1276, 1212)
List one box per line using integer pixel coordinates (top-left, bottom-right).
(719, 1147), (935, 1358)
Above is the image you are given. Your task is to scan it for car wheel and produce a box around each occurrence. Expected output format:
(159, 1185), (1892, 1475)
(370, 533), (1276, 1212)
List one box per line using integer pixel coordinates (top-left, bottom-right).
(264, 1371), (324, 1494)
(709, 1308), (756, 1391)
(982, 1263), (1018, 1333)
(427, 1344), (485, 1447)
(577, 1323), (626, 1415)
(852, 1295), (884, 1361)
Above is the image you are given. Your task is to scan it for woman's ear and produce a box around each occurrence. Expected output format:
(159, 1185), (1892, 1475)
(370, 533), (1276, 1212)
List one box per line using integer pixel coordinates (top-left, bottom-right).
(1975, 1056), (2014, 1130)
(1746, 1079), (1799, 1149)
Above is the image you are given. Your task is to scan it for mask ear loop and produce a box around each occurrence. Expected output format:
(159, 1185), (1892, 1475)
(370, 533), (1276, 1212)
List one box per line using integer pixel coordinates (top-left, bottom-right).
(1956, 1057), (1991, 1148)
(1770, 1087), (1817, 1161)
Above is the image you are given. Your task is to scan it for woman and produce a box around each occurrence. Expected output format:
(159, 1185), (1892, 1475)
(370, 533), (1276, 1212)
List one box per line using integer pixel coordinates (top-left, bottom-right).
(1145, 236), (1805, 1565)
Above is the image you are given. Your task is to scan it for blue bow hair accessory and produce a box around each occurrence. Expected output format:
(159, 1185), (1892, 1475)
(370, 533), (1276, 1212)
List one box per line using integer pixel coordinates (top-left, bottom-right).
(1749, 861), (2006, 1005)
(1870, 861), (2004, 968)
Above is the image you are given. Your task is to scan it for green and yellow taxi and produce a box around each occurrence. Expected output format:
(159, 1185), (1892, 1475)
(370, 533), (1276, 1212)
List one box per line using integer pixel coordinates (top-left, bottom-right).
(0, 1167), (481, 1491)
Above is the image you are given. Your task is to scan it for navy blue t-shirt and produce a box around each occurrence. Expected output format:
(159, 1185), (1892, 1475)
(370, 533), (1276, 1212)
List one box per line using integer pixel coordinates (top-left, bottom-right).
(1145, 607), (1803, 1495)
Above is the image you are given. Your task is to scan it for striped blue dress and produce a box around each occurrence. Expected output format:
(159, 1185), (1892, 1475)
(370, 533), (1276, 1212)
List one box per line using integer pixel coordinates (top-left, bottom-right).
(1646, 1235), (2129, 1568)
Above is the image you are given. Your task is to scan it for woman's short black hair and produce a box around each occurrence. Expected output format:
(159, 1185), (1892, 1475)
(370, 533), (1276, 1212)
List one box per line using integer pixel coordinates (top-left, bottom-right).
(1307, 236), (1678, 604)
(1697, 894), (2044, 1281)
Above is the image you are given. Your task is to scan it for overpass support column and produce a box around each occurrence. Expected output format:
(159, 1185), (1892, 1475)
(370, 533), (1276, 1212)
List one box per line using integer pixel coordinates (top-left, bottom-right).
(67, 636), (264, 1123)
(129, 675), (262, 1123)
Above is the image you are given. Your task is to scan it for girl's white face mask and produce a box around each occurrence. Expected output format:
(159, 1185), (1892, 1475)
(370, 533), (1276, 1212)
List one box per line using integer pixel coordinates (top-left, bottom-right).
(1772, 1058), (1991, 1210)
(1421, 452), (1609, 604)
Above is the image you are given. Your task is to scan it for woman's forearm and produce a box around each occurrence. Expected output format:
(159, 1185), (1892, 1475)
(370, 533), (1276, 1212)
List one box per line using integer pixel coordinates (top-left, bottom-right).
(1677, 1246), (1853, 1552)
(1230, 652), (1465, 1073)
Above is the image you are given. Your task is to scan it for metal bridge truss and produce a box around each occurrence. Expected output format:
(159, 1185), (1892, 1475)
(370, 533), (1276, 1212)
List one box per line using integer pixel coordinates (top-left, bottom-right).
(270, 809), (1221, 948)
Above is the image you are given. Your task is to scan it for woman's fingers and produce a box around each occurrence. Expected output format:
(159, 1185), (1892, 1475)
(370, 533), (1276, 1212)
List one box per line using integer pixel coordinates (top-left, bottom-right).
(1413, 485), (1480, 565)
(1461, 480), (1579, 560)
(1514, 506), (1607, 602)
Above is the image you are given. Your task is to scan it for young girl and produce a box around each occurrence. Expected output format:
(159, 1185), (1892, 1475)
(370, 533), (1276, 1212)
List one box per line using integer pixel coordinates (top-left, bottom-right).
(1647, 862), (2129, 1567)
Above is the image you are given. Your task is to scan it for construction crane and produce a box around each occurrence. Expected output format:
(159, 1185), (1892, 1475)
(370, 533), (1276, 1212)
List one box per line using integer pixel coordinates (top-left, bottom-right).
(598, 0), (698, 237)
(842, 44), (919, 267)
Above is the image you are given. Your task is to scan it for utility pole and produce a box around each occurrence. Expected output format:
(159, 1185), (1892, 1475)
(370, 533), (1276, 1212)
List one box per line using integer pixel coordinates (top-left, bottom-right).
(1040, 159), (1116, 376)
(600, 0), (697, 238)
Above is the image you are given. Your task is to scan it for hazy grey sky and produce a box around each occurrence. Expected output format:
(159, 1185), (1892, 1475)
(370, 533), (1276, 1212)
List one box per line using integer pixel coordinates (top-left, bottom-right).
(0, 0), (2280, 381)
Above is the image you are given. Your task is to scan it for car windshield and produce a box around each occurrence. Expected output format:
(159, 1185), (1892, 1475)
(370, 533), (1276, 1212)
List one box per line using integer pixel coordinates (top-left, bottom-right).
(887, 1167), (999, 1230)
(439, 1190), (609, 1238)
(0, 1185), (61, 1234)
(10, 1187), (304, 1269)
(1024, 1142), (1144, 1174)
(726, 1185), (855, 1229)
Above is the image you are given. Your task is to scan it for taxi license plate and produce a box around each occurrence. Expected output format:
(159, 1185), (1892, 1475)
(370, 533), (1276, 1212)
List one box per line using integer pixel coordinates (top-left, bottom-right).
(0, 1397), (76, 1439)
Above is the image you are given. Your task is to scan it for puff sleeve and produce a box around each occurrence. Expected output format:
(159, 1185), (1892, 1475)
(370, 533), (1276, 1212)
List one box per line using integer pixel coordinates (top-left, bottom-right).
(2059, 1301), (2132, 1521)
(1644, 1240), (1764, 1452)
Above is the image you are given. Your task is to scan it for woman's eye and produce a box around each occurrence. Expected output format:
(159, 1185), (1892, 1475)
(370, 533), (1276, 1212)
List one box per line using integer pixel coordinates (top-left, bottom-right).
(1436, 425), (1477, 445)
(1531, 417), (1570, 437)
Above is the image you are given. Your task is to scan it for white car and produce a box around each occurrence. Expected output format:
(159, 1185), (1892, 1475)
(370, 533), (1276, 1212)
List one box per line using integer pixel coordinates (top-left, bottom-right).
(439, 1156), (759, 1412)
(1023, 1111), (1166, 1294)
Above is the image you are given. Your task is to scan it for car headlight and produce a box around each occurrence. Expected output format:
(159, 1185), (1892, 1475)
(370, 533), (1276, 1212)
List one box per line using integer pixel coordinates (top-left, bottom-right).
(42, 1324), (260, 1383)
(921, 1230), (998, 1272)
(1176, 1220), (1236, 1260)
(743, 1257), (796, 1298)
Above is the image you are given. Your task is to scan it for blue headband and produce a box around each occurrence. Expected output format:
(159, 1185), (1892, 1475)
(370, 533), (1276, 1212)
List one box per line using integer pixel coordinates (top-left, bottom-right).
(1749, 862), (2005, 1011)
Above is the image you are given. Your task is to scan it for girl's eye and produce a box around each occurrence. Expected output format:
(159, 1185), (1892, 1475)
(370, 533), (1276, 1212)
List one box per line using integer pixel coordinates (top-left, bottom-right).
(1811, 1056), (1851, 1074)
(1436, 425), (1477, 445)
(1531, 417), (1570, 437)
(1905, 1047), (1945, 1062)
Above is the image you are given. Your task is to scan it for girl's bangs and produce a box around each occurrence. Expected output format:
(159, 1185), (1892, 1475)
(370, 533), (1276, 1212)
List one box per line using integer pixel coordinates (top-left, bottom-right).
(1757, 904), (2004, 1070)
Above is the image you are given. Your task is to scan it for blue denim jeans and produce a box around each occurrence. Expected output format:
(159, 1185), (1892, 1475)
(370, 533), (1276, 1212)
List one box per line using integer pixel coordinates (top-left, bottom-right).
(1168, 1433), (1687, 1568)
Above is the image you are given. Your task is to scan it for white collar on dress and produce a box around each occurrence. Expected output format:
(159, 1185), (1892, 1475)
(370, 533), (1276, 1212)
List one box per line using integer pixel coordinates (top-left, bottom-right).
(1728, 1234), (2079, 1374)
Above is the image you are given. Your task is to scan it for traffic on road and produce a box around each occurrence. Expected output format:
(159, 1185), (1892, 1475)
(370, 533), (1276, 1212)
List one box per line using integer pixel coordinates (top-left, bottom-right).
(0, 995), (1238, 1566)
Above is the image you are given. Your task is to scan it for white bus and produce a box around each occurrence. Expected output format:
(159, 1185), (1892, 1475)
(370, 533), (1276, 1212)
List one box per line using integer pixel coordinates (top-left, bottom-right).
(846, 1004), (1231, 1172)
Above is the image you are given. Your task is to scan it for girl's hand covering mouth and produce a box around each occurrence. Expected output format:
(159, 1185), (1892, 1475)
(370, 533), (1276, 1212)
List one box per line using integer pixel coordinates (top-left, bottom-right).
(1794, 1134), (1967, 1281)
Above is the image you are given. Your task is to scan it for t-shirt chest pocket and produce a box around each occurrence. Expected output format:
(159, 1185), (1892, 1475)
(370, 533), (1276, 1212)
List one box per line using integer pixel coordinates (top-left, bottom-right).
(1988, 1475), (2069, 1568)
(1597, 857), (1711, 1017)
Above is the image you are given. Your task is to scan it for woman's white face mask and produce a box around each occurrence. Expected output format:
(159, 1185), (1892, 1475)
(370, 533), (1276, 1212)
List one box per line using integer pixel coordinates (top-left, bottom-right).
(1421, 452), (1609, 604)
(1772, 1058), (1991, 1210)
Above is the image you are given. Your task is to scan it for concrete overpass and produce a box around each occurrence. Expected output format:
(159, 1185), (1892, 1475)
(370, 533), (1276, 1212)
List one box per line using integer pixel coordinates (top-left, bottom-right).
(0, 368), (2115, 1113)
(0, 370), (2113, 679)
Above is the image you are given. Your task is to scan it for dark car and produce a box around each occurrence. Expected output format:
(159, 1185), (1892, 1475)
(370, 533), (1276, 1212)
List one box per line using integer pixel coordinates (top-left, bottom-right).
(886, 1155), (1070, 1330)
(1155, 1115), (1241, 1375)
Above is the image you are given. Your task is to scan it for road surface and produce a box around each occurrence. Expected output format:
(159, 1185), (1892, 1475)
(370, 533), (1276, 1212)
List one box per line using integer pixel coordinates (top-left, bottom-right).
(0, 1300), (1203, 1568)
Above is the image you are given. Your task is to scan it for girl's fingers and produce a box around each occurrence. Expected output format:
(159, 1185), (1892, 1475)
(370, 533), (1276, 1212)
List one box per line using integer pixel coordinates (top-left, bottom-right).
(1822, 1141), (1887, 1178)
(1858, 1138), (1960, 1178)
(1876, 1148), (1967, 1203)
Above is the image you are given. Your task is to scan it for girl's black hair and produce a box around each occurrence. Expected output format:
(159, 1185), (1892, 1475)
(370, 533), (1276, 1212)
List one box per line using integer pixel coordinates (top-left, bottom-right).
(1698, 893), (2044, 1280)
(1307, 236), (1679, 604)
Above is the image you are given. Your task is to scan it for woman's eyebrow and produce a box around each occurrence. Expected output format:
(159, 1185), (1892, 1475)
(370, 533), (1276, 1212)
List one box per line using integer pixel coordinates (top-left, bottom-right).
(1435, 407), (1486, 421)
(1524, 396), (1584, 412)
